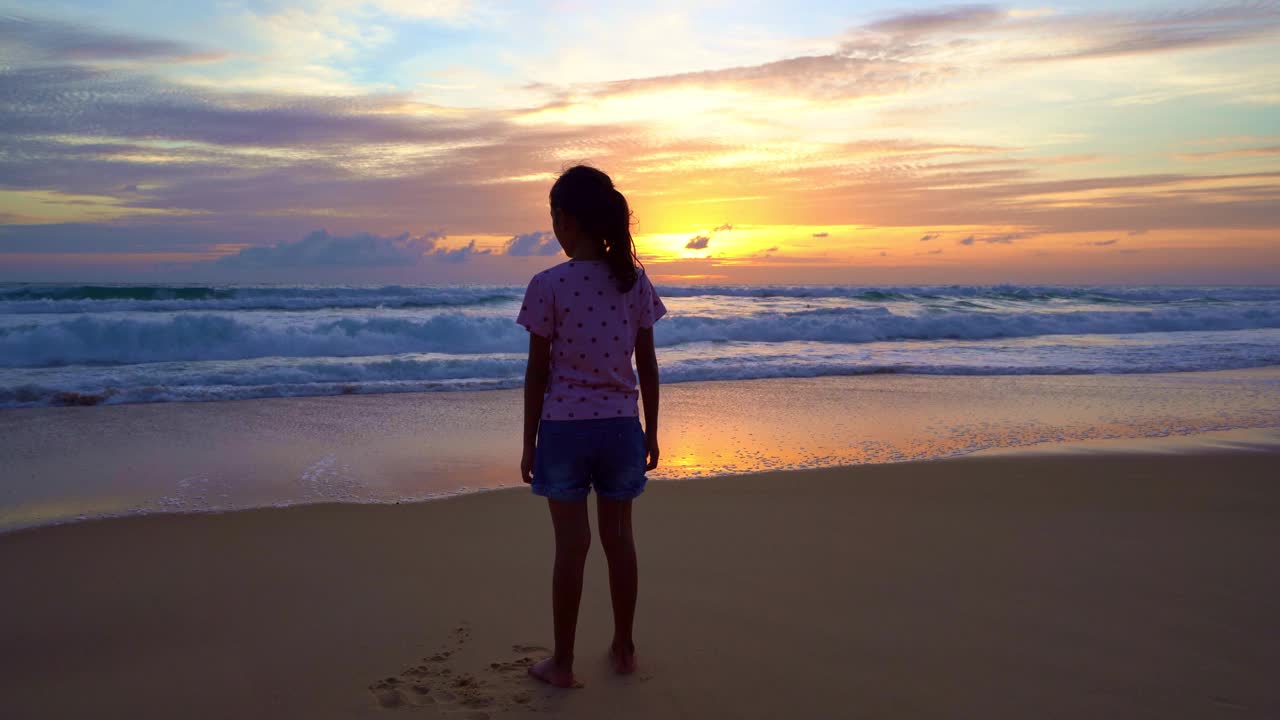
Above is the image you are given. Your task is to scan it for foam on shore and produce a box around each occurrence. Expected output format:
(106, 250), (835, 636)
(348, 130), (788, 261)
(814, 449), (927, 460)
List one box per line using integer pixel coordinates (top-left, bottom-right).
(2, 368), (1278, 532)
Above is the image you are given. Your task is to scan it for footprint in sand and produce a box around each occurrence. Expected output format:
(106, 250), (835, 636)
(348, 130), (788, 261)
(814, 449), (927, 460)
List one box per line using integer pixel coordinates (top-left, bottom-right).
(368, 676), (435, 709)
(368, 623), (481, 714)
(483, 645), (556, 709)
(369, 633), (559, 715)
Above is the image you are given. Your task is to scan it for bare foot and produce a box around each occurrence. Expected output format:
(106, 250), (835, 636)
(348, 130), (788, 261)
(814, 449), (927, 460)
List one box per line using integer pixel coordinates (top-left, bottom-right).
(609, 642), (637, 675)
(528, 657), (581, 689)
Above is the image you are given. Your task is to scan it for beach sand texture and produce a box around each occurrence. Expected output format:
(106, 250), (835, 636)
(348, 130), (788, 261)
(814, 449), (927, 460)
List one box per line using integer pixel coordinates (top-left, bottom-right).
(2, 444), (1278, 719)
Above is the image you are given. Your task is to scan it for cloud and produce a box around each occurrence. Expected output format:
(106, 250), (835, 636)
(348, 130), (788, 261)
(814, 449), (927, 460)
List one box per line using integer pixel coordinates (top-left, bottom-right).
(210, 230), (490, 267)
(552, 2), (1280, 110)
(1176, 145), (1280, 161)
(577, 51), (952, 104)
(503, 230), (560, 256)
(919, 233), (940, 242)
(880, 251), (888, 256)
(685, 221), (737, 251)
(1014, 4), (1280, 62)
(0, 222), (236, 254)
(0, 64), (497, 148)
(358, 0), (474, 21)
(858, 2), (1280, 66)
(864, 5), (1007, 35)
(2, 4), (1278, 272)
(812, 232), (829, 238)
(1081, 238), (1120, 246)
(957, 232), (1035, 246)
(433, 238), (490, 263)
(215, 229), (441, 268)
(0, 16), (225, 63)
(927, 249), (943, 254)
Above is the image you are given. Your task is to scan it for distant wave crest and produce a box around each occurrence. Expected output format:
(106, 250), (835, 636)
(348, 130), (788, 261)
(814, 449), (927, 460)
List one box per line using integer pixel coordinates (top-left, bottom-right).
(0, 284), (521, 313)
(4, 330), (1279, 407)
(4, 303), (1280, 368)
(3, 282), (1279, 407)
(4, 282), (1280, 313)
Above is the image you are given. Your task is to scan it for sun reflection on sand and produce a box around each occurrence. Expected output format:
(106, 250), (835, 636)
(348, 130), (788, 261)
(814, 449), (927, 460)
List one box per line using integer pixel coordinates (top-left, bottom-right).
(644, 369), (1280, 480)
(2, 369), (1279, 531)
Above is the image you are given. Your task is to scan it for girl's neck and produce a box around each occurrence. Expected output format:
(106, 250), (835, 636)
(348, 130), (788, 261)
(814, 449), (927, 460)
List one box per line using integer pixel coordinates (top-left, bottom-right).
(570, 244), (604, 261)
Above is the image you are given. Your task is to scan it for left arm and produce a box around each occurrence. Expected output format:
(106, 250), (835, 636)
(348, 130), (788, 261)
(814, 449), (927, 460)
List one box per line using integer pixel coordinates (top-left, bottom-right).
(635, 327), (660, 470)
(521, 332), (552, 483)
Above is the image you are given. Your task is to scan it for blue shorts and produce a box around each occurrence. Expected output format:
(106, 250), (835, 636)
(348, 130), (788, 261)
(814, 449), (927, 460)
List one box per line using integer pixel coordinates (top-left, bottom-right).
(532, 416), (648, 502)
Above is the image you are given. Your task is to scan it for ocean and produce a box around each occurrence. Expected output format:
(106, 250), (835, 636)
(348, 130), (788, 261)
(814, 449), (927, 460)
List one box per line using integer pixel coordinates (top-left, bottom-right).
(3, 283), (1280, 407)
(4, 282), (1280, 531)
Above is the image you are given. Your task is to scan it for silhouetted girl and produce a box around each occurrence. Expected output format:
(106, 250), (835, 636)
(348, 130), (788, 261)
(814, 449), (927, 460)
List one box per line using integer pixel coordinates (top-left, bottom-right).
(516, 165), (665, 688)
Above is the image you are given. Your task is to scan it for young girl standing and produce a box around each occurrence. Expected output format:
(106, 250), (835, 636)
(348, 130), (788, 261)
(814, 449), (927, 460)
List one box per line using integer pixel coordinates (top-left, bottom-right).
(516, 165), (666, 688)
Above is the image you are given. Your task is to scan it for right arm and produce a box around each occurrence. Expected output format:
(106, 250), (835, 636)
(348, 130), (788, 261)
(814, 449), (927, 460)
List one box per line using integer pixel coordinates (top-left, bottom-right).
(521, 332), (551, 484)
(515, 274), (554, 483)
(635, 326), (660, 470)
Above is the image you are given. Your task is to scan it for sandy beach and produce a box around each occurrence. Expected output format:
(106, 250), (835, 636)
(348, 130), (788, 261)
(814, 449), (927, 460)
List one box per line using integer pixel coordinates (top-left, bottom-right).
(3, 438), (1278, 719)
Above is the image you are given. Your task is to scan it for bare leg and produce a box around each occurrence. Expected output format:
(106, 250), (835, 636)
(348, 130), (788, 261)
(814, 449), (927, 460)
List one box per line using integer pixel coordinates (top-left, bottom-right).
(529, 498), (589, 688)
(597, 497), (638, 674)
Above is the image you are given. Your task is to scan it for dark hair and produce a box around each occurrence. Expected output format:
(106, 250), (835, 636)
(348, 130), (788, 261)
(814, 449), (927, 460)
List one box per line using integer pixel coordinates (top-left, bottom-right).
(549, 165), (641, 293)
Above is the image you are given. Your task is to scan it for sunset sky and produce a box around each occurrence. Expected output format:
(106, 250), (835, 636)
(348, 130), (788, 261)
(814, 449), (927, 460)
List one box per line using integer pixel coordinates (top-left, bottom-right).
(1, 0), (1277, 284)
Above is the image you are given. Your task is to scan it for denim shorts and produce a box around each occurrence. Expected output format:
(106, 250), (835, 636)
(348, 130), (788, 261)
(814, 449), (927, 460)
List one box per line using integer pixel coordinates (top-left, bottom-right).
(532, 416), (648, 502)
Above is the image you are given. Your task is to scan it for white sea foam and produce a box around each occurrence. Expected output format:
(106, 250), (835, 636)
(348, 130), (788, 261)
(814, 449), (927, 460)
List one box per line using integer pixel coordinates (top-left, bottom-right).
(3, 303), (1279, 368)
(4, 282), (1278, 313)
(2, 282), (1279, 407)
(0, 284), (521, 314)
(2, 330), (1278, 408)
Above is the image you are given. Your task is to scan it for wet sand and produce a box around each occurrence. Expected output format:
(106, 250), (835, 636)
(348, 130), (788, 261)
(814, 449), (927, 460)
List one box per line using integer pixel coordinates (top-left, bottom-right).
(2, 438), (1278, 719)
(4, 367), (1279, 531)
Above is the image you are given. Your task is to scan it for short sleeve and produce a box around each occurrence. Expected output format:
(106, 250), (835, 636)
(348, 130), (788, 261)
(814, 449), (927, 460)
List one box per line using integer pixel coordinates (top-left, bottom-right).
(516, 274), (555, 338)
(635, 272), (667, 329)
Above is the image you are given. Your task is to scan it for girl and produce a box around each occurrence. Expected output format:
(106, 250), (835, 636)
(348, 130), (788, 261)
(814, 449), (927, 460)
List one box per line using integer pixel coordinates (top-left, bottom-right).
(516, 165), (666, 689)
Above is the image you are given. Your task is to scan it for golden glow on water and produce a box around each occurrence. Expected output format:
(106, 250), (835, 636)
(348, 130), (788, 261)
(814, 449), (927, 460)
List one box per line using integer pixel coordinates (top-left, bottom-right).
(639, 371), (1280, 480)
(3, 369), (1279, 532)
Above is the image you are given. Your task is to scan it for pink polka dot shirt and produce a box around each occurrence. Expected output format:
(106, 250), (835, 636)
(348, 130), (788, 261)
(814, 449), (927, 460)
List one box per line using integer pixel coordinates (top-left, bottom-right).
(516, 260), (667, 421)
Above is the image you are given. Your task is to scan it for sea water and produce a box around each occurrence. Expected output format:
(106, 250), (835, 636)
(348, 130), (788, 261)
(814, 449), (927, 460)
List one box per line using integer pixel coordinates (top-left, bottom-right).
(3, 283), (1280, 407)
(3, 282), (1280, 532)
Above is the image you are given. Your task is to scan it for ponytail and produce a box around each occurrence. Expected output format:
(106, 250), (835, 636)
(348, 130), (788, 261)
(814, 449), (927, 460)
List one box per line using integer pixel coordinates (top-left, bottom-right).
(603, 188), (639, 293)
(549, 165), (642, 293)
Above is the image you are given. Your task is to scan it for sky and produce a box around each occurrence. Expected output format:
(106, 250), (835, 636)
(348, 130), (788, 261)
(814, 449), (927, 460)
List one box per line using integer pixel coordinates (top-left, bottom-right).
(0, 0), (1277, 285)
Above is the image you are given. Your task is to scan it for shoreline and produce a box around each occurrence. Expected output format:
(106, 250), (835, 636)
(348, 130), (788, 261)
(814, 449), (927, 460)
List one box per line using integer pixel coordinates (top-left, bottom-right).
(3, 439), (1278, 718)
(3, 367), (1279, 533)
(4, 424), (1279, 539)
(6, 361), (1280, 411)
